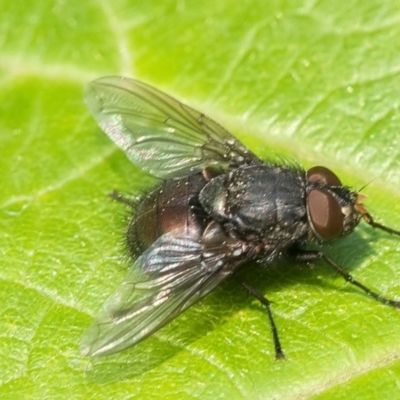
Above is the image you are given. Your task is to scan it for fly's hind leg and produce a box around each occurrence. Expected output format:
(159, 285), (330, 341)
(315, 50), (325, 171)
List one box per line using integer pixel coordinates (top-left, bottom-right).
(109, 190), (137, 208)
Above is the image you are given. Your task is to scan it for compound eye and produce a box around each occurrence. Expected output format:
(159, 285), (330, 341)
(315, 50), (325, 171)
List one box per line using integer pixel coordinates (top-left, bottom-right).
(308, 189), (344, 240)
(307, 166), (342, 186)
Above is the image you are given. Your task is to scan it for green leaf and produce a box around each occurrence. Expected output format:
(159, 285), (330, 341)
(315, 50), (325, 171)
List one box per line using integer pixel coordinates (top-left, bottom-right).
(1, 1), (400, 399)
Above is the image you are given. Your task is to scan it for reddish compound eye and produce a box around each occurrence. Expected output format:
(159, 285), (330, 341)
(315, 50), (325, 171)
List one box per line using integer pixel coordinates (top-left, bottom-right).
(306, 166), (344, 240)
(308, 189), (344, 240)
(307, 166), (341, 186)
(307, 189), (344, 240)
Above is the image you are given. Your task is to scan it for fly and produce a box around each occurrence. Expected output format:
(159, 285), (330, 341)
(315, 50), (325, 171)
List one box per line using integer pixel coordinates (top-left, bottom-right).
(80, 76), (400, 359)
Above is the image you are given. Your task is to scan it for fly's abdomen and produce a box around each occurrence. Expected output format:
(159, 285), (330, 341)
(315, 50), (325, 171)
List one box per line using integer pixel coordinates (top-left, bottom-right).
(127, 174), (208, 256)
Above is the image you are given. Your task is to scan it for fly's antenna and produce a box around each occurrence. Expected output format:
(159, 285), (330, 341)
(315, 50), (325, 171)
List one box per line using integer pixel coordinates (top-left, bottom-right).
(357, 176), (378, 193)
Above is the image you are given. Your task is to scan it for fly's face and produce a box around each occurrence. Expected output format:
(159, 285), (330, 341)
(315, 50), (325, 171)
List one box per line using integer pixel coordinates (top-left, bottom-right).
(81, 76), (400, 360)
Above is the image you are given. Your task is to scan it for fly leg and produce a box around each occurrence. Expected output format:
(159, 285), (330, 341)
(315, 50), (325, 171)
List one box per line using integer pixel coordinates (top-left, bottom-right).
(109, 190), (136, 208)
(359, 210), (400, 236)
(294, 250), (400, 308)
(234, 277), (285, 360)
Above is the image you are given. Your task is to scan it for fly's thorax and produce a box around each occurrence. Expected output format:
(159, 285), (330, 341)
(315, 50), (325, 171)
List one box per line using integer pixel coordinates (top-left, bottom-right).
(199, 165), (309, 242)
(306, 166), (361, 241)
(127, 174), (208, 257)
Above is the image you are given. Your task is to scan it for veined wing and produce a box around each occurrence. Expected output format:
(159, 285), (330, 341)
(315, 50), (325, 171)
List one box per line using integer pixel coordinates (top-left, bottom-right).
(84, 76), (261, 179)
(80, 230), (248, 357)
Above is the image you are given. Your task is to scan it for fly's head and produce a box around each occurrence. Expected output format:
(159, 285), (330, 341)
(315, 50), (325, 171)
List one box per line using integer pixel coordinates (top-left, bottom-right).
(305, 166), (362, 242)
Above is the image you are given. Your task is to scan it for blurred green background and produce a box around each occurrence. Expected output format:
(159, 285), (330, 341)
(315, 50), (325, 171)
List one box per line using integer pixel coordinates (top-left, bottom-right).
(1, 1), (400, 399)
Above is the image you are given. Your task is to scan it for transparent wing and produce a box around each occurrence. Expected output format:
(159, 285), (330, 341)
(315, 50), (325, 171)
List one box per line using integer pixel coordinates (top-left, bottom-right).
(80, 231), (245, 357)
(84, 76), (261, 179)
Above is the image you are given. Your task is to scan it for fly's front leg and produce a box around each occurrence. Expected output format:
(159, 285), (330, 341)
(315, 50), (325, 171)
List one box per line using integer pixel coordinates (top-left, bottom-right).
(294, 249), (400, 308)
